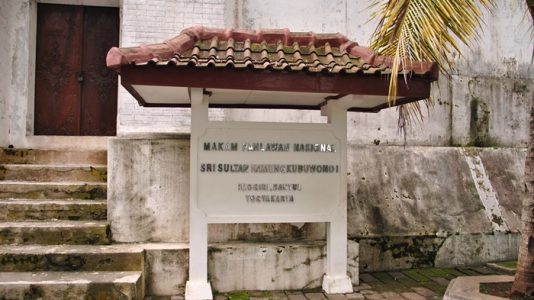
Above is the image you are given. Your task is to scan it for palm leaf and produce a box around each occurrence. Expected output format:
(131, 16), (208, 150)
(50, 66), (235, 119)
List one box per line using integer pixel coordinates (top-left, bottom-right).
(369, 0), (494, 133)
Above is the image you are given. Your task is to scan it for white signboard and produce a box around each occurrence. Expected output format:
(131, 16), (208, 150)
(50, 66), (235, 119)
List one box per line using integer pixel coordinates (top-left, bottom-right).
(186, 92), (353, 299)
(197, 126), (341, 221)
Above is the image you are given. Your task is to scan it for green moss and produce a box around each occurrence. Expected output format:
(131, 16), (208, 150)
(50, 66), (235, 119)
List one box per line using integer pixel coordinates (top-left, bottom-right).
(361, 235), (447, 268)
(250, 43), (264, 52)
(496, 260), (517, 269)
(227, 291), (249, 300)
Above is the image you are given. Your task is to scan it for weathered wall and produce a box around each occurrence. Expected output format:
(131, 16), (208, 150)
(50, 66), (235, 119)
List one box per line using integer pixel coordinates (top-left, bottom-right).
(0, 0), (33, 147)
(0, 0), (532, 149)
(108, 137), (526, 272)
(108, 136), (190, 242)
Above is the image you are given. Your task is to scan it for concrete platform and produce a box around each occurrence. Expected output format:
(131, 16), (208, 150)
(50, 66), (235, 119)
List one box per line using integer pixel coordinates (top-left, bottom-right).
(443, 275), (514, 300)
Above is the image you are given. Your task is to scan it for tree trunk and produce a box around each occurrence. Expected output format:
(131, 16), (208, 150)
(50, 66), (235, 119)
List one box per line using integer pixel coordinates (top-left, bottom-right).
(511, 91), (534, 296)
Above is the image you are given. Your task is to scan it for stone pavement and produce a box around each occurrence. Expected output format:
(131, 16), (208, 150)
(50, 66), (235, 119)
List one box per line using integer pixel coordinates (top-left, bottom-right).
(147, 265), (506, 300)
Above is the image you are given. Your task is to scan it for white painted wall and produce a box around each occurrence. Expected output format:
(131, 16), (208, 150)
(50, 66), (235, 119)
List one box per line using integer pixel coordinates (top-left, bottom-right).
(117, 0), (226, 135)
(0, 0), (532, 148)
(115, 0), (533, 147)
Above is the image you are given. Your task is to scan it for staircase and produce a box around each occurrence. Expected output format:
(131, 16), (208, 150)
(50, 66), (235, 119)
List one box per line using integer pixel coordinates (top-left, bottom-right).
(0, 148), (144, 299)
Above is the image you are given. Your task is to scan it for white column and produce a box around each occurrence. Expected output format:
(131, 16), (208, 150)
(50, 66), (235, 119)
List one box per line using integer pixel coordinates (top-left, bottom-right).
(185, 88), (213, 300)
(320, 100), (353, 294)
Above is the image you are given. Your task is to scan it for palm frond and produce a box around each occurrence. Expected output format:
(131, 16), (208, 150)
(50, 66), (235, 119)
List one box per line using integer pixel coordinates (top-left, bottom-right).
(369, 0), (494, 134)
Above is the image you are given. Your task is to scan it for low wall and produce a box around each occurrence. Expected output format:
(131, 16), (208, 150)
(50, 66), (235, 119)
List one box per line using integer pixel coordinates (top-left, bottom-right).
(108, 137), (526, 291)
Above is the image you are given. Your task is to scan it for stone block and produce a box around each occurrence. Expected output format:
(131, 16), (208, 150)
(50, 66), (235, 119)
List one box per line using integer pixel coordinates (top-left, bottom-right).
(144, 243), (189, 296)
(347, 146), (489, 237)
(108, 137), (190, 243)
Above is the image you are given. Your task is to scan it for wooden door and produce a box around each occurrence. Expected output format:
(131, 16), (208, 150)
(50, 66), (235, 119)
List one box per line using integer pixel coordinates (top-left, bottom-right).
(35, 4), (119, 136)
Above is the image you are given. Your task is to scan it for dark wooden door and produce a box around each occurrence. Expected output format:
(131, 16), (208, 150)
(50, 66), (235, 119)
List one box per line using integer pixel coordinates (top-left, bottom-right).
(35, 4), (119, 136)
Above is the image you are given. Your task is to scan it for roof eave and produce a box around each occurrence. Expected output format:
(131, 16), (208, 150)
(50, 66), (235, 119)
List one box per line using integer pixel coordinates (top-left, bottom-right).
(119, 64), (436, 112)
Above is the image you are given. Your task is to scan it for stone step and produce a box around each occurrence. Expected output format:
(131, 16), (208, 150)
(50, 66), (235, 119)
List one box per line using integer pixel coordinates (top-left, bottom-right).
(0, 271), (143, 299)
(0, 244), (143, 272)
(0, 221), (110, 245)
(0, 181), (107, 200)
(0, 148), (107, 165)
(0, 164), (107, 182)
(0, 199), (107, 221)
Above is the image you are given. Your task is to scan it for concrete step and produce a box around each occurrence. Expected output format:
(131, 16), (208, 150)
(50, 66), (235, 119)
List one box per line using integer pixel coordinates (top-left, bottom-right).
(0, 200), (107, 221)
(0, 271), (143, 299)
(0, 244), (143, 272)
(0, 164), (107, 182)
(0, 148), (107, 165)
(0, 221), (110, 245)
(0, 181), (107, 200)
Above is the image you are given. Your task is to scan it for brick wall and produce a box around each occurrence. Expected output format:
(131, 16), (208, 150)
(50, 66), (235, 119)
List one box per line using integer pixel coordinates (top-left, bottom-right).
(118, 0), (225, 134)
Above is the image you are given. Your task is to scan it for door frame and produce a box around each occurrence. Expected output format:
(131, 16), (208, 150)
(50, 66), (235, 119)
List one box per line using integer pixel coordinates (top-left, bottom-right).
(27, 0), (120, 137)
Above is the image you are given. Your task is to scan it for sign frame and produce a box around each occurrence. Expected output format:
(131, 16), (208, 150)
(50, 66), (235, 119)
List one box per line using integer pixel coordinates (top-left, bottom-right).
(185, 88), (353, 299)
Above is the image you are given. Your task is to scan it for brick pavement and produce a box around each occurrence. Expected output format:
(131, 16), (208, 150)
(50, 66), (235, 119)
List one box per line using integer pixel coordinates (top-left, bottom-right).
(148, 265), (506, 300)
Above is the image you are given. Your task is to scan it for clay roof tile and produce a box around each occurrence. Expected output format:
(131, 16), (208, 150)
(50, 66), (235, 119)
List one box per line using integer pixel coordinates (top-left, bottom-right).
(107, 25), (437, 79)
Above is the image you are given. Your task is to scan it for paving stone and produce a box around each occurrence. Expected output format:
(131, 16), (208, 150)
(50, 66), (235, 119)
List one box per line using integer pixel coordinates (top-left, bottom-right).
(250, 297), (269, 300)
(470, 266), (497, 275)
(455, 267), (481, 276)
(363, 294), (385, 300)
(325, 294), (346, 300)
(401, 270), (429, 282)
(380, 292), (406, 300)
(360, 290), (377, 295)
(353, 283), (371, 291)
(411, 287), (437, 297)
(387, 272), (406, 280)
(360, 273), (379, 283)
(304, 292), (327, 300)
(345, 293), (365, 299)
(429, 276), (450, 287)
(399, 292), (426, 300)
(214, 295), (227, 300)
(170, 296), (184, 300)
(369, 272), (407, 292)
(420, 280), (447, 295)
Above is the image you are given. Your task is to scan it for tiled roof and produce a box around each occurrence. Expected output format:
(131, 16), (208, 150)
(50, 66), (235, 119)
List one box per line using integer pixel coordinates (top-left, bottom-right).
(107, 26), (437, 78)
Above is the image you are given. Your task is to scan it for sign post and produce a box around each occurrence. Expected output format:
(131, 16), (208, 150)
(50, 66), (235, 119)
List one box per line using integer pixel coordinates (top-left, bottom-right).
(185, 88), (353, 299)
